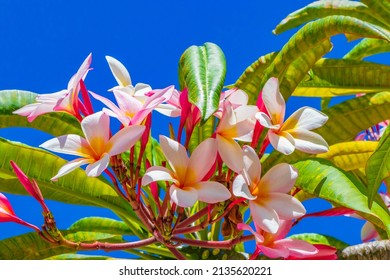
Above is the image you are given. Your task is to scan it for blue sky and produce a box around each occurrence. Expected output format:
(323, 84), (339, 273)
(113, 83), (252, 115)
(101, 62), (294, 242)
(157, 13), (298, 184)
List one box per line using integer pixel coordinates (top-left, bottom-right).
(0, 0), (376, 258)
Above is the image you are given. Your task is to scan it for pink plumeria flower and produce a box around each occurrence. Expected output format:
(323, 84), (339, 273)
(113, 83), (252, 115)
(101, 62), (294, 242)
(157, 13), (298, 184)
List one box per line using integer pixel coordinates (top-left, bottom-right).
(142, 136), (231, 208)
(13, 53), (92, 121)
(233, 145), (305, 233)
(215, 101), (257, 173)
(0, 193), (40, 232)
(90, 86), (174, 126)
(214, 88), (249, 119)
(40, 111), (145, 180)
(106, 56), (179, 119)
(255, 77), (329, 155)
(238, 220), (318, 259)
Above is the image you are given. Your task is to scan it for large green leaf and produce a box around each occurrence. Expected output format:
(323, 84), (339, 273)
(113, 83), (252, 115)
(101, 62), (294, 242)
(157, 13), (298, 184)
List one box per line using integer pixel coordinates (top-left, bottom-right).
(0, 138), (146, 234)
(274, 0), (390, 35)
(293, 159), (390, 236)
(188, 116), (215, 153)
(366, 125), (390, 207)
(317, 141), (378, 171)
(178, 42), (226, 121)
(234, 52), (277, 104)
(344, 38), (390, 60)
(279, 40), (333, 99)
(361, 0), (390, 25)
(292, 59), (390, 97)
(0, 90), (82, 136)
(263, 15), (390, 100)
(0, 230), (122, 260)
(289, 233), (349, 250)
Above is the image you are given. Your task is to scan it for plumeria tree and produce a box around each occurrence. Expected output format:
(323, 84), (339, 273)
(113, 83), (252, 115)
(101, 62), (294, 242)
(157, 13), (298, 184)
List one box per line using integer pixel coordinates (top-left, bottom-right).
(1, 0), (390, 260)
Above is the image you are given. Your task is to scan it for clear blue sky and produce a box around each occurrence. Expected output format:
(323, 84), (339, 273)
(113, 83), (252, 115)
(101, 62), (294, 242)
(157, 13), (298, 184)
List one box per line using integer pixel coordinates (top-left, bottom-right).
(0, 0), (378, 258)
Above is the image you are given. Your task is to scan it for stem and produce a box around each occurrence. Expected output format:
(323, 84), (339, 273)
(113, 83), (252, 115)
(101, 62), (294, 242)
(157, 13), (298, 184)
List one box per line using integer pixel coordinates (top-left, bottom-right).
(166, 246), (187, 260)
(171, 235), (254, 250)
(59, 236), (157, 252)
(176, 205), (210, 229)
(104, 169), (128, 201)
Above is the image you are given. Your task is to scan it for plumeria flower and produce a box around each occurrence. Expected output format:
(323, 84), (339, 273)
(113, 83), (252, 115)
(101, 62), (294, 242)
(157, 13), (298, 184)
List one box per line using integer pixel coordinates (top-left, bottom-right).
(142, 136), (231, 208)
(40, 111), (145, 180)
(238, 220), (325, 260)
(233, 145), (305, 233)
(0, 193), (40, 232)
(90, 85), (174, 126)
(13, 53), (92, 121)
(105, 56), (179, 119)
(215, 101), (257, 173)
(255, 77), (329, 155)
(214, 88), (249, 119)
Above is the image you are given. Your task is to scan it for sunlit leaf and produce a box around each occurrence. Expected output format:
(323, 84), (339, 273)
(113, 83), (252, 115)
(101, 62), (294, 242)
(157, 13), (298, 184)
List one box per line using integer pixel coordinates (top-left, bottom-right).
(344, 38), (390, 60)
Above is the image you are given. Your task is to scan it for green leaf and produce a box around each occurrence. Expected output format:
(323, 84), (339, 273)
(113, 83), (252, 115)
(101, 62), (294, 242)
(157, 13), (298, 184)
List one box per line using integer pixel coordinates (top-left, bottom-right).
(0, 138), (146, 236)
(0, 90), (82, 136)
(344, 38), (390, 60)
(289, 233), (349, 250)
(68, 217), (134, 235)
(0, 230), (121, 260)
(263, 15), (390, 100)
(317, 141), (378, 171)
(188, 116), (215, 153)
(292, 59), (390, 97)
(274, 0), (390, 35)
(293, 159), (390, 236)
(234, 52), (277, 105)
(366, 125), (390, 207)
(178, 42), (226, 121)
(46, 254), (116, 260)
(360, 0), (390, 25)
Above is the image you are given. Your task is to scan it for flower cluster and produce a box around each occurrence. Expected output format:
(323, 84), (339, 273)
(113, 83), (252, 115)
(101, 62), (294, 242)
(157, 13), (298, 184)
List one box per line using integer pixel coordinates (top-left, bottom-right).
(5, 54), (338, 260)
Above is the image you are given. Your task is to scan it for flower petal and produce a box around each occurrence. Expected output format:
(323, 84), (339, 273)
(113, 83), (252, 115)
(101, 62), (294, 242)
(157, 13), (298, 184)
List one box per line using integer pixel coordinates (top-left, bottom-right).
(106, 56), (132, 87)
(237, 223), (264, 242)
(258, 243), (290, 259)
(81, 111), (110, 155)
(216, 134), (243, 173)
(283, 107), (328, 131)
(142, 166), (177, 186)
(85, 153), (110, 177)
(261, 163), (298, 193)
(276, 239), (318, 258)
(261, 77), (285, 125)
(233, 174), (256, 200)
(192, 181), (231, 204)
(242, 145), (261, 185)
(107, 125), (145, 156)
(267, 193), (306, 219)
(269, 130), (296, 155)
(249, 201), (280, 234)
(159, 136), (189, 182)
(51, 158), (92, 181)
(0, 193), (16, 216)
(288, 129), (329, 154)
(169, 185), (198, 208)
(186, 138), (217, 184)
(40, 134), (92, 157)
(361, 221), (378, 242)
(255, 112), (280, 130)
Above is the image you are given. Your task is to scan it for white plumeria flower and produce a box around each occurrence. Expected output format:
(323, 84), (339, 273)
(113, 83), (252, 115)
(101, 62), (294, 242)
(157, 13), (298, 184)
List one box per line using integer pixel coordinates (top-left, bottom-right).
(233, 145), (306, 233)
(106, 56), (178, 118)
(255, 77), (329, 155)
(215, 101), (257, 173)
(40, 111), (145, 180)
(142, 136), (231, 208)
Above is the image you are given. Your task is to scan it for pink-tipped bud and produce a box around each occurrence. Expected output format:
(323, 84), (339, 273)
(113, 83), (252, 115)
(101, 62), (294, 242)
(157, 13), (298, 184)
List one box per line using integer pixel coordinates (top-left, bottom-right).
(10, 161), (49, 213)
(0, 193), (40, 232)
